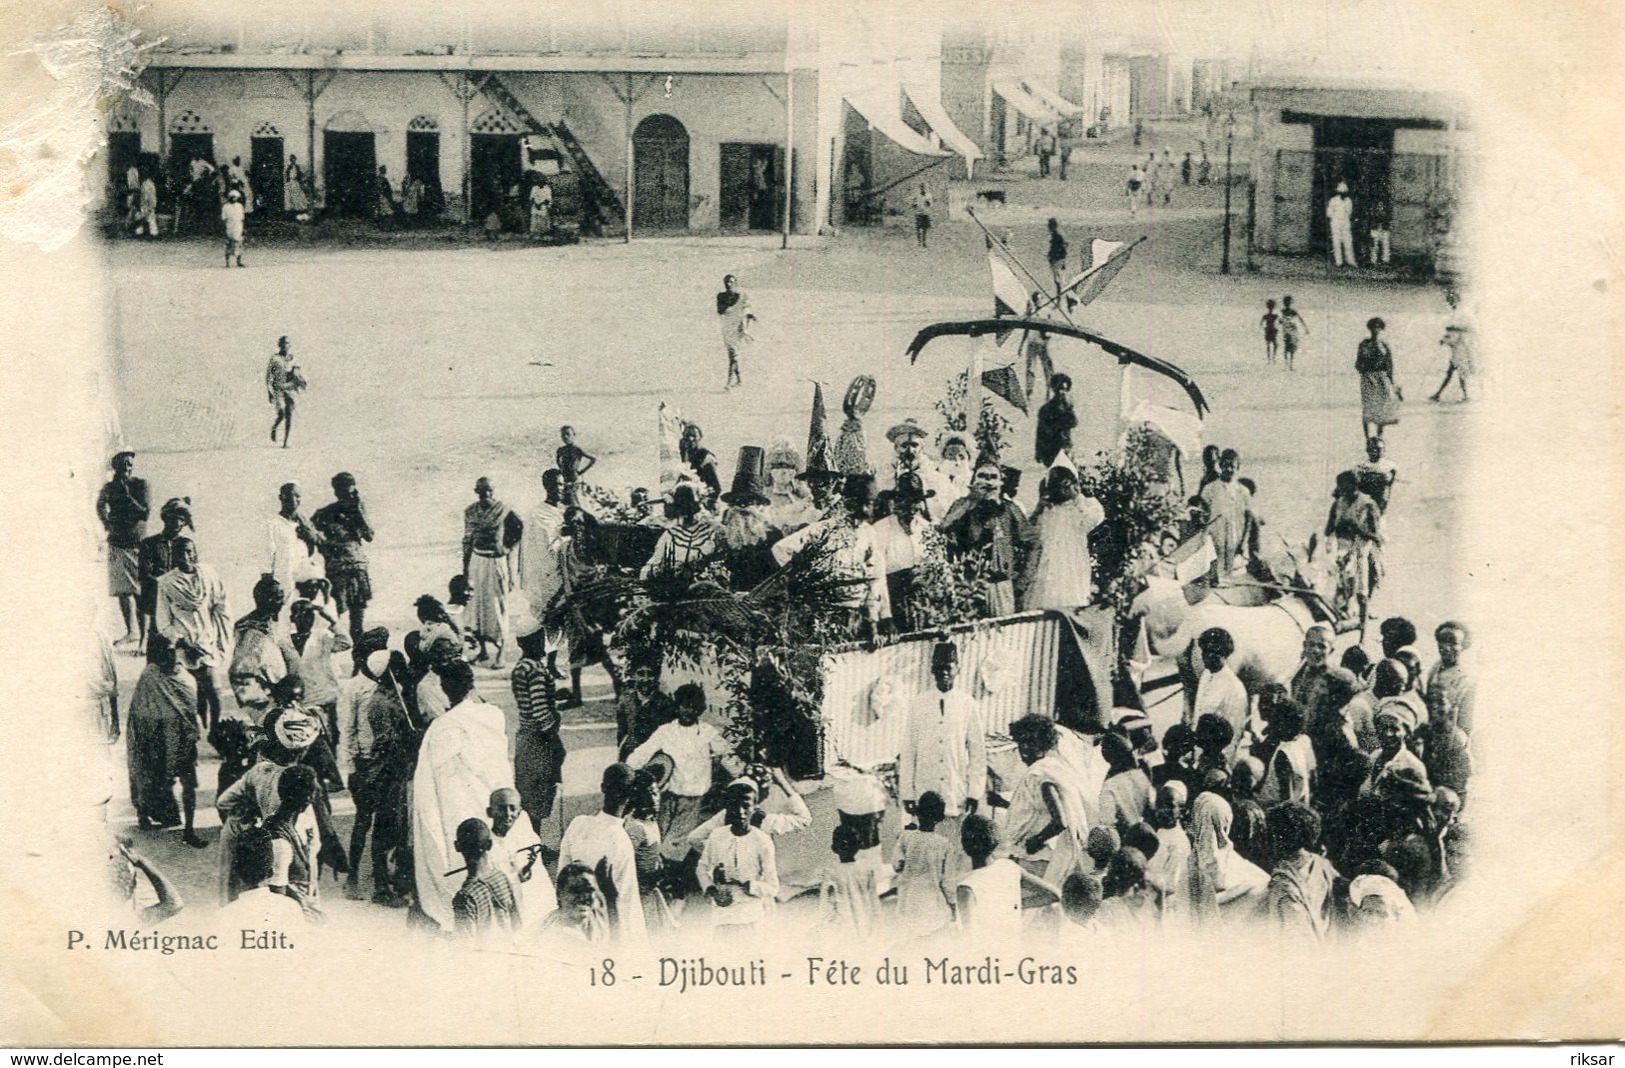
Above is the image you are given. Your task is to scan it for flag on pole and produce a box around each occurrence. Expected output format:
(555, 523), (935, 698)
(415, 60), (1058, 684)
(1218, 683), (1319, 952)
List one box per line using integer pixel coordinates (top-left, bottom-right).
(1036, 237), (1141, 315)
(806, 382), (834, 475)
(989, 248), (1031, 319)
(1068, 239), (1135, 308)
(657, 402), (685, 494)
(1089, 239), (1125, 270)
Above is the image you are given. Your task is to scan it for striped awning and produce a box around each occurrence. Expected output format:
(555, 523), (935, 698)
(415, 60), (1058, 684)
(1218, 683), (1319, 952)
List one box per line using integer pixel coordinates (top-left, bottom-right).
(902, 82), (983, 170)
(992, 79), (1061, 124)
(846, 93), (950, 158)
(1023, 78), (1086, 117)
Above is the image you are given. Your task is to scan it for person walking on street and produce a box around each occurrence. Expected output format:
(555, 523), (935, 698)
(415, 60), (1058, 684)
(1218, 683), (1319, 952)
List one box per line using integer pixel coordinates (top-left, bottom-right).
(1357, 317), (1402, 441)
(222, 189), (246, 267)
(1261, 299), (1279, 365)
(1280, 295), (1308, 371)
(266, 336), (305, 448)
(911, 184), (933, 248)
(717, 274), (756, 391)
(1431, 294), (1475, 402)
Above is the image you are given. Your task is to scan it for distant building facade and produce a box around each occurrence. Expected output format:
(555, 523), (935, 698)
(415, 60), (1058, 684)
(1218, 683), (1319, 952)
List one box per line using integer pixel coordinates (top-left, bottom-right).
(1250, 82), (1469, 264)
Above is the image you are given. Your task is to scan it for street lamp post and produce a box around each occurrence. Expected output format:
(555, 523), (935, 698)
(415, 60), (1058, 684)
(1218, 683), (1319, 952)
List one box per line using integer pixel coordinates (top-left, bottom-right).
(1221, 114), (1235, 274)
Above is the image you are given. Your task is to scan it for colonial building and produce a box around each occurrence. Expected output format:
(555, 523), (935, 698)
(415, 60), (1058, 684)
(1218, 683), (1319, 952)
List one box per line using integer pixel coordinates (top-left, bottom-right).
(105, 1), (985, 236)
(1248, 80), (1469, 264)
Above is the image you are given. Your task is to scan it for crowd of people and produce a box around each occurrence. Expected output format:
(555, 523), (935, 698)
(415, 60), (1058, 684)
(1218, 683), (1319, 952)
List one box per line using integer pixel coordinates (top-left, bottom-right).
(96, 293), (1474, 952)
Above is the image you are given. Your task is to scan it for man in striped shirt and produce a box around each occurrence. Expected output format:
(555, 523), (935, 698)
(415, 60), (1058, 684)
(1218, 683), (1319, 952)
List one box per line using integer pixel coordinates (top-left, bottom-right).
(640, 483), (720, 580)
(511, 621), (565, 836)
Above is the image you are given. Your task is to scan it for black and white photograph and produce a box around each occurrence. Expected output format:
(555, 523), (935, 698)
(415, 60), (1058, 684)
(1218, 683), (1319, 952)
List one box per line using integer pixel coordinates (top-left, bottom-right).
(0, 0), (1619, 1049)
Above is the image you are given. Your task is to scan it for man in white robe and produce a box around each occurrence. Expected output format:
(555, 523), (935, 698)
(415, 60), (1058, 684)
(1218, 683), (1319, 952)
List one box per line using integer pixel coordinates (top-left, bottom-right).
(486, 787), (556, 931)
(411, 662), (514, 931)
(556, 762), (647, 944)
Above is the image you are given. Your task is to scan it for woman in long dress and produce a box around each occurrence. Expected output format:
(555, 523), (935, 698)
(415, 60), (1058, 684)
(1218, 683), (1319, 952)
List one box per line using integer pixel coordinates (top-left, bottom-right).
(126, 636), (203, 843)
(285, 156), (311, 215)
(1022, 467), (1106, 609)
(1356, 317), (1402, 441)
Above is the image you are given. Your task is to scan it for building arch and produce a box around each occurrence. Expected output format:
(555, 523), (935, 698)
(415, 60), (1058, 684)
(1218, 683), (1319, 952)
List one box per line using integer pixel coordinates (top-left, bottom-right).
(324, 109), (373, 133)
(633, 113), (689, 231)
(407, 114), (441, 132)
(471, 107), (521, 135)
(253, 120), (282, 138)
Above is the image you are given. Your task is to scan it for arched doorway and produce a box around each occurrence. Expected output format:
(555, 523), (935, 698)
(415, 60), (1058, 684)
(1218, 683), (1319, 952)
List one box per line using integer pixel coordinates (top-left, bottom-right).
(633, 114), (689, 232)
(470, 107), (523, 228)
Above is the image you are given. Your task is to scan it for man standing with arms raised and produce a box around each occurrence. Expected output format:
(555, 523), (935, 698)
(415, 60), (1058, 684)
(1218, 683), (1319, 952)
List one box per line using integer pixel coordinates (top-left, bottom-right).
(98, 450), (150, 647)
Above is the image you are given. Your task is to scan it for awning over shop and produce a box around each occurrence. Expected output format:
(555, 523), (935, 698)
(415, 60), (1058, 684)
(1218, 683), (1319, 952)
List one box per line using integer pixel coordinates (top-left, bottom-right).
(992, 79), (1062, 124)
(1022, 77), (1085, 117)
(901, 82), (983, 171)
(846, 93), (951, 158)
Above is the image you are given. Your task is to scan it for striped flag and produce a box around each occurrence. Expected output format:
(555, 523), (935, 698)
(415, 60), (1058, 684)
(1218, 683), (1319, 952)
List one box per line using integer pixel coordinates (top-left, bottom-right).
(1035, 237), (1140, 315)
(989, 249), (1031, 319)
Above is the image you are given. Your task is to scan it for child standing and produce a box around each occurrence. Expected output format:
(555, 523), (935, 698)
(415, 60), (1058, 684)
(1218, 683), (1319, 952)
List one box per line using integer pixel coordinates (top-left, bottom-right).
(892, 790), (955, 940)
(1260, 299), (1279, 365)
(1280, 295), (1308, 371)
(554, 425), (597, 504)
(955, 814), (1057, 943)
(818, 823), (882, 939)
(222, 189), (246, 267)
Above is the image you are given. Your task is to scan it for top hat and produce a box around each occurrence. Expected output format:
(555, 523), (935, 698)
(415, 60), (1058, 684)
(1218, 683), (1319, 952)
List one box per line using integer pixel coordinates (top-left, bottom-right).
(720, 445), (772, 507)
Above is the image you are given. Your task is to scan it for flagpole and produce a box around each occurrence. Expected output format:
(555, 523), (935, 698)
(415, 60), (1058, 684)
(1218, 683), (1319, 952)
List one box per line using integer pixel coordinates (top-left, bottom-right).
(1029, 235), (1148, 317)
(965, 207), (1079, 330)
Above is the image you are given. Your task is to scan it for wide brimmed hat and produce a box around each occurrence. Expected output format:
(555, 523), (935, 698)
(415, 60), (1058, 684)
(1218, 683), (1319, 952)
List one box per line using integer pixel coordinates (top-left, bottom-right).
(885, 418), (929, 445)
(720, 445), (772, 507)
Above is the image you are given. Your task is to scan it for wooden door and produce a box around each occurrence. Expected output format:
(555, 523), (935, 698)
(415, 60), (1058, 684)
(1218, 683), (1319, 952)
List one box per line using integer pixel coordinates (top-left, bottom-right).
(250, 136), (284, 214)
(633, 114), (689, 231)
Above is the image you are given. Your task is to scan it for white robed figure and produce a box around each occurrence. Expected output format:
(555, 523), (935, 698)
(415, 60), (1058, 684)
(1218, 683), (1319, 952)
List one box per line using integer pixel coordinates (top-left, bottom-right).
(485, 788), (558, 934)
(411, 664), (515, 931)
(1003, 716), (1091, 885)
(1022, 464), (1105, 610)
